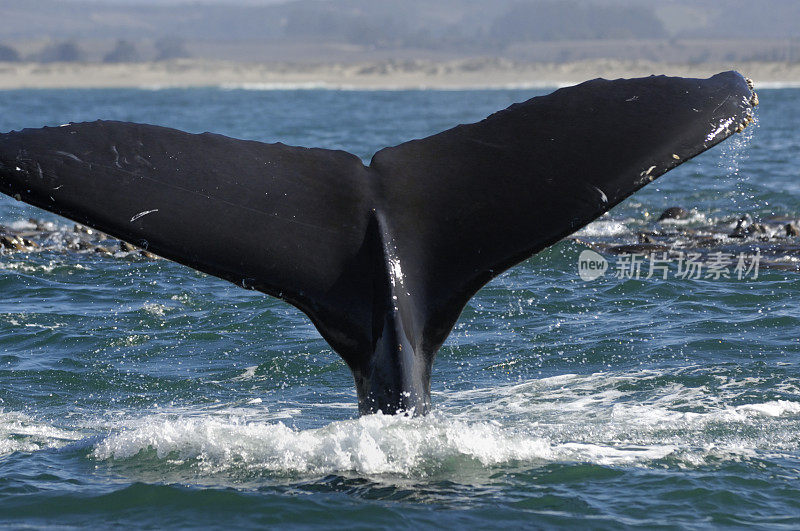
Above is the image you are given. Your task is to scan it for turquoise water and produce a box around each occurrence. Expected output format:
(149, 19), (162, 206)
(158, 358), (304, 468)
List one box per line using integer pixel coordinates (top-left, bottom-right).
(1, 86), (799, 528)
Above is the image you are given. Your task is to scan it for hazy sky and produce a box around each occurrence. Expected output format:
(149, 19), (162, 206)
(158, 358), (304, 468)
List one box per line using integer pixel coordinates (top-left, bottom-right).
(55, 0), (295, 3)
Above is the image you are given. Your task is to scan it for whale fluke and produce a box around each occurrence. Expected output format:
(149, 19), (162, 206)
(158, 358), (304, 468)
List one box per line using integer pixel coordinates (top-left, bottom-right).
(0, 72), (756, 415)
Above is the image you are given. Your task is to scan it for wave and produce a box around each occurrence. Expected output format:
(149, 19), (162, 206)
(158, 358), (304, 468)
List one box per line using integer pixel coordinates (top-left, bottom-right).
(753, 82), (800, 90)
(90, 370), (800, 478)
(216, 81), (571, 92)
(0, 411), (82, 456)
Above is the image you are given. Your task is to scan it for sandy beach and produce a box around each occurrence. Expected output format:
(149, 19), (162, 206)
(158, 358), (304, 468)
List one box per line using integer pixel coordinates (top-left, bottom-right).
(0, 59), (798, 90)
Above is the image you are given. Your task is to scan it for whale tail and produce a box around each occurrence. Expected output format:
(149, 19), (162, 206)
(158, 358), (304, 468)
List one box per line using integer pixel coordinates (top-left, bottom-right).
(0, 72), (756, 414)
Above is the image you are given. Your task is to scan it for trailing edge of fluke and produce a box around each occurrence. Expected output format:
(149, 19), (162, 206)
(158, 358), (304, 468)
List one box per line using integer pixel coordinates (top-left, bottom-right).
(0, 72), (758, 415)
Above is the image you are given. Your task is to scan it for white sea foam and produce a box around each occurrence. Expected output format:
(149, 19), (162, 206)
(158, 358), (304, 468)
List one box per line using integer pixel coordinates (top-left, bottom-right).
(93, 413), (556, 475)
(0, 411), (81, 456)
(232, 366), (259, 381)
(573, 220), (629, 237)
(217, 81), (571, 92)
(91, 370), (800, 477)
(221, 82), (344, 91)
(753, 82), (800, 90)
(142, 302), (169, 317)
(7, 220), (37, 231)
(1, 260), (57, 273)
(0, 260), (89, 274)
(736, 400), (800, 417)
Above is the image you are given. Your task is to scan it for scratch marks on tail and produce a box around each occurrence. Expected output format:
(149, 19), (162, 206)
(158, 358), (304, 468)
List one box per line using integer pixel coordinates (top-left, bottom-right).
(130, 209), (159, 223)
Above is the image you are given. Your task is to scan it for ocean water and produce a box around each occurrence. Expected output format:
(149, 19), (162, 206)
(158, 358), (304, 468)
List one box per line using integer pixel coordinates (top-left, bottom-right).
(1, 85), (799, 528)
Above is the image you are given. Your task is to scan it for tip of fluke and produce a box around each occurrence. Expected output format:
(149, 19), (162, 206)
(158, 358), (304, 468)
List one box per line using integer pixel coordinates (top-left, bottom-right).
(0, 72), (760, 415)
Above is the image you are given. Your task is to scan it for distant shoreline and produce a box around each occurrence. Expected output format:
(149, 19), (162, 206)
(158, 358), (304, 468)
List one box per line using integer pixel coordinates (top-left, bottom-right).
(1, 59), (799, 90)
